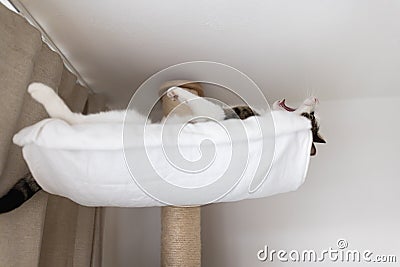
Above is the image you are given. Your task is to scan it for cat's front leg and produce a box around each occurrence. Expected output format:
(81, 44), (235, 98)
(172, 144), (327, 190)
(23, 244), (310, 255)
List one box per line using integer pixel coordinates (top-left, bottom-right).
(166, 86), (199, 103)
(166, 86), (226, 121)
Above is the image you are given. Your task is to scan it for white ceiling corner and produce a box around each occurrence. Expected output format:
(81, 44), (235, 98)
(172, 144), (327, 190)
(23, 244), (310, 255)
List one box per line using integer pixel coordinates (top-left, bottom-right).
(17, 0), (400, 107)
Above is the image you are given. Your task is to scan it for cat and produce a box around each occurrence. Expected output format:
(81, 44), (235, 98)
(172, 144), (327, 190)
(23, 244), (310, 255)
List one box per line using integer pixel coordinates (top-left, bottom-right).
(26, 83), (258, 124)
(166, 86), (326, 154)
(272, 97), (326, 156)
(0, 83), (325, 213)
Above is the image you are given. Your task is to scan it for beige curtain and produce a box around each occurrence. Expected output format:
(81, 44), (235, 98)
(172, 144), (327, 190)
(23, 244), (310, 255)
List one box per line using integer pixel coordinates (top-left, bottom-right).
(0, 4), (105, 266)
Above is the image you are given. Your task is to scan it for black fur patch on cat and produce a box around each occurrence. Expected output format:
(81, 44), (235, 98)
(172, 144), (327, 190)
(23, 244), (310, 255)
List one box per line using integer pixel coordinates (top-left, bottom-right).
(226, 105), (326, 156)
(300, 111), (326, 156)
(224, 106), (259, 120)
(0, 172), (41, 214)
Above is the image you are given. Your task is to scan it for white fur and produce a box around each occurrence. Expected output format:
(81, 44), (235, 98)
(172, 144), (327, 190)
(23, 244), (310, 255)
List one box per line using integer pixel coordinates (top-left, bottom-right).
(165, 87), (226, 121)
(28, 82), (319, 126)
(28, 83), (147, 124)
(27, 83), (227, 125)
(272, 100), (281, 111)
(293, 96), (318, 115)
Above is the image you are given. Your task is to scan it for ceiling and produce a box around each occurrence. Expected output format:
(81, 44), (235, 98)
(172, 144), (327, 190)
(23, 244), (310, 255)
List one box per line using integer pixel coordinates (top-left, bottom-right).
(16, 0), (400, 107)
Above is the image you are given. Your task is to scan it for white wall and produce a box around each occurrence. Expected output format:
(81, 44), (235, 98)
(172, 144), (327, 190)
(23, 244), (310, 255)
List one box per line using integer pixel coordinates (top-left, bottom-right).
(202, 97), (400, 266)
(102, 97), (400, 266)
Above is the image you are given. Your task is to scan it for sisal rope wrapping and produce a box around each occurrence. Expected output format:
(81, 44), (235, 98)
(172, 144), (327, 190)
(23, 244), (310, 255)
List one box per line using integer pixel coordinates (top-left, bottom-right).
(160, 81), (202, 267)
(161, 206), (201, 267)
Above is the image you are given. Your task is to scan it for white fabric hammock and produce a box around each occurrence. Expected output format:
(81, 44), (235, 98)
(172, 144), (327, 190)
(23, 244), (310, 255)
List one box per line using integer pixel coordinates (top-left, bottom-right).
(13, 110), (312, 207)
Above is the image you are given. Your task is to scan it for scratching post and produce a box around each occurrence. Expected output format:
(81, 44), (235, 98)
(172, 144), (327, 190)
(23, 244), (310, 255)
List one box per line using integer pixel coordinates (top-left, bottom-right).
(161, 207), (201, 267)
(160, 81), (204, 267)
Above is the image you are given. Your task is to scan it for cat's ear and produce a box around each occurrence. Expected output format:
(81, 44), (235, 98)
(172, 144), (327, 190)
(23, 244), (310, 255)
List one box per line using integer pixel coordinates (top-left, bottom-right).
(310, 143), (317, 156)
(314, 132), (326, 143)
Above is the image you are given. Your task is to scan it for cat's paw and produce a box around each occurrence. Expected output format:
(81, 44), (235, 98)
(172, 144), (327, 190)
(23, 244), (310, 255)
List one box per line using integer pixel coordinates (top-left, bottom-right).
(166, 87), (180, 101)
(28, 82), (57, 105)
(303, 96), (319, 107)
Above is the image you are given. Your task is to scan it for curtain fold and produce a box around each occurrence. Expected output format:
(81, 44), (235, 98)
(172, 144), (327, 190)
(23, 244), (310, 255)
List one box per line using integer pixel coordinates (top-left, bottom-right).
(0, 4), (106, 266)
(0, 6), (55, 265)
(86, 93), (107, 114)
(0, 3), (42, 177)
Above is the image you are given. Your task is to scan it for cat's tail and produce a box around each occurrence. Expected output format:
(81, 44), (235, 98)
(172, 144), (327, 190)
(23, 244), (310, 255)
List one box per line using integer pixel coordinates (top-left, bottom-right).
(0, 173), (41, 214)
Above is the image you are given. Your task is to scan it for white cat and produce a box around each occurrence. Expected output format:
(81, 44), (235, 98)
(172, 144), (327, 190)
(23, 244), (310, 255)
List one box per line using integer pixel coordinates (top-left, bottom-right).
(28, 82), (322, 128)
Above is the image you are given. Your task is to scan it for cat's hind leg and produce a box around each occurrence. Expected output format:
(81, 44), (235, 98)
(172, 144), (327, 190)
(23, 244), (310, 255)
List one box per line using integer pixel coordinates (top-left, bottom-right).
(28, 82), (76, 121)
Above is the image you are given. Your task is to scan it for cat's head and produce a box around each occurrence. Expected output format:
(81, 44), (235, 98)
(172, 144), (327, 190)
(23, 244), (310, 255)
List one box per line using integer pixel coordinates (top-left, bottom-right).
(273, 97), (326, 156)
